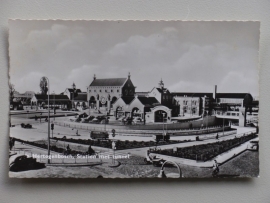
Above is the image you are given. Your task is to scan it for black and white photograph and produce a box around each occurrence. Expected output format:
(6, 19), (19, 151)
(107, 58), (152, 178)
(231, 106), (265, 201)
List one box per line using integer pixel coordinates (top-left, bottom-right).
(8, 20), (259, 178)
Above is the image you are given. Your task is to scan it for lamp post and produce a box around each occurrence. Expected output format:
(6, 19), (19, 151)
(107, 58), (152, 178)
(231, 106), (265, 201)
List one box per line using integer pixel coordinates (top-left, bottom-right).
(162, 112), (166, 140)
(40, 76), (50, 164)
(53, 91), (55, 121)
(104, 108), (108, 132)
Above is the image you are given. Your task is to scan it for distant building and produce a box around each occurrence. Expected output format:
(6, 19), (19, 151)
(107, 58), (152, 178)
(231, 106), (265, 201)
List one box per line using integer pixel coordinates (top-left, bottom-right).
(31, 94), (70, 109)
(63, 82), (81, 100)
(172, 85), (254, 116)
(87, 73), (136, 111)
(73, 92), (87, 109)
(112, 95), (172, 123)
(13, 91), (35, 104)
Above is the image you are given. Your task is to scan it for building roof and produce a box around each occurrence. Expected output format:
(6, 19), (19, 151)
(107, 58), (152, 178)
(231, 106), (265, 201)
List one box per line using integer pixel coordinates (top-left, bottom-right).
(74, 93), (87, 101)
(135, 92), (149, 97)
(34, 94), (70, 101)
(137, 97), (160, 107)
(216, 93), (251, 99)
(90, 78), (127, 87)
(121, 96), (135, 105)
(66, 88), (81, 93)
(172, 92), (213, 98)
(156, 88), (171, 94)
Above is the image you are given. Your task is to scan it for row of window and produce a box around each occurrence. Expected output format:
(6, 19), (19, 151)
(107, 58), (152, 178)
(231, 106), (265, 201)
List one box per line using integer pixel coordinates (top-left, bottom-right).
(90, 89), (120, 93)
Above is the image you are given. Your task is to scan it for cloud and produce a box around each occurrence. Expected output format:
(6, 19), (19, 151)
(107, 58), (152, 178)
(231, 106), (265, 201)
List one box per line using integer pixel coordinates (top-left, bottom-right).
(9, 21), (259, 96)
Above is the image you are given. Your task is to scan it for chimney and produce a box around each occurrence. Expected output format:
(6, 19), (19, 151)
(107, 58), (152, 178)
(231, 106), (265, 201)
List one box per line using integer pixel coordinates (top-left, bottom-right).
(213, 85), (217, 100)
(93, 74), (96, 80)
(128, 72), (131, 79)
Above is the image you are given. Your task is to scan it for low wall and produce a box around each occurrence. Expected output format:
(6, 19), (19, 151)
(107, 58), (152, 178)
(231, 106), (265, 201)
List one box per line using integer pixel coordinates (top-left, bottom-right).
(55, 115), (219, 132)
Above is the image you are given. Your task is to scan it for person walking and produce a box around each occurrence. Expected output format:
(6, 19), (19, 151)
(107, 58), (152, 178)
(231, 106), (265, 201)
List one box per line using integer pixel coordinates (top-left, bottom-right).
(212, 159), (219, 177)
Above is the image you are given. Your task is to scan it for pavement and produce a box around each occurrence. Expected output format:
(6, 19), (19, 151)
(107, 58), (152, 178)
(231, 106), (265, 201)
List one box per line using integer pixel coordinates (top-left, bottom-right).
(10, 111), (258, 168)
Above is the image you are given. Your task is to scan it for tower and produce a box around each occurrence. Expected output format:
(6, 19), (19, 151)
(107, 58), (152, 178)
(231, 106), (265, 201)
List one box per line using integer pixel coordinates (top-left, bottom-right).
(72, 82), (76, 90)
(159, 78), (164, 89)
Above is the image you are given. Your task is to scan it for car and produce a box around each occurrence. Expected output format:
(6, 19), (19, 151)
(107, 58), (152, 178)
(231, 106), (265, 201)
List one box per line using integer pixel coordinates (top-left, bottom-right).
(82, 106), (89, 110)
(70, 108), (79, 111)
(21, 123), (32, 129)
(132, 117), (143, 124)
(61, 107), (68, 111)
(89, 118), (101, 124)
(90, 131), (109, 140)
(10, 101), (24, 110)
(78, 112), (88, 118)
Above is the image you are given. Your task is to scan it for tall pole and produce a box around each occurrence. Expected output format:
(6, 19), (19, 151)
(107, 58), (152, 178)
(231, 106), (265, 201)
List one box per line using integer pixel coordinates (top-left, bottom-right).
(53, 91), (55, 121)
(104, 108), (107, 131)
(162, 112), (165, 140)
(42, 77), (51, 164)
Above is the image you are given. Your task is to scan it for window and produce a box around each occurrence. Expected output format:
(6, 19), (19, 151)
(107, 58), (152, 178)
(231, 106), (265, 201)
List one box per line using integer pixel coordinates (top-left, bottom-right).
(94, 90), (96, 92)
(105, 89), (107, 93)
(117, 89), (119, 93)
(100, 90), (102, 93)
(89, 90), (91, 93)
(111, 89), (113, 93)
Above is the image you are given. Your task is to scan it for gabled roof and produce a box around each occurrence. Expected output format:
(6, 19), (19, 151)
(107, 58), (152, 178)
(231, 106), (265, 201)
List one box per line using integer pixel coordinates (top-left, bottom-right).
(74, 93), (87, 101)
(172, 92), (213, 98)
(34, 94), (70, 101)
(156, 87), (171, 94)
(137, 97), (160, 107)
(66, 88), (81, 93)
(90, 78), (127, 87)
(121, 96), (135, 105)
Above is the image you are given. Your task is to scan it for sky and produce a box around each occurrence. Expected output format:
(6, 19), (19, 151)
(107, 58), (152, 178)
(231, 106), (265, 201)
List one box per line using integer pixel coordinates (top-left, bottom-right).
(9, 20), (260, 97)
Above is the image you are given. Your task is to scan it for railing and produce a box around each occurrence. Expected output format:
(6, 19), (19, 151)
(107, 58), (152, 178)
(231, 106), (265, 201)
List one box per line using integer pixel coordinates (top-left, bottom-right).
(52, 120), (231, 135)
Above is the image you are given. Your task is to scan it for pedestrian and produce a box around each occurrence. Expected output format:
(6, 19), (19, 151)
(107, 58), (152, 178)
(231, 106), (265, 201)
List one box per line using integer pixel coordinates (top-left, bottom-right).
(88, 145), (94, 155)
(216, 133), (219, 140)
(12, 138), (15, 149)
(9, 138), (13, 150)
(213, 160), (219, 176)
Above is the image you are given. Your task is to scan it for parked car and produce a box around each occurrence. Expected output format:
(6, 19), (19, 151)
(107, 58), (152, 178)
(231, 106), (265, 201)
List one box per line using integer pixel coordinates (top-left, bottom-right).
(152, 134), (170, 142)
(90, 131), (109, 140)
(78, 112), (88, 118)
(132, 117), (143, 124)
(10, 101), (24, 110)
(70, 108), (79, 111)
(89, 118), (101, 124)
(21, 123), (32, 129)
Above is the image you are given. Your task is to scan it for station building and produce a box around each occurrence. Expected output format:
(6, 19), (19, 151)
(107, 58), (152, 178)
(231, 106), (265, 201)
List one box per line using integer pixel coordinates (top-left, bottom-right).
(87, 73), (136, 111)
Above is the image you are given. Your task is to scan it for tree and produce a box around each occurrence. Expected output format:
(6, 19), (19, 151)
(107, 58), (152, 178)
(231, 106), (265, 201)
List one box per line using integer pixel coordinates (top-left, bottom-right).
(40, 77), (48, 95)
(9, 83), (15, 102)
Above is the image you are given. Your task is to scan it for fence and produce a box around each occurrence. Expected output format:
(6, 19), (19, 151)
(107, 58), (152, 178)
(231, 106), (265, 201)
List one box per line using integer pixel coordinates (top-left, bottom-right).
(53, 120), (232, 136)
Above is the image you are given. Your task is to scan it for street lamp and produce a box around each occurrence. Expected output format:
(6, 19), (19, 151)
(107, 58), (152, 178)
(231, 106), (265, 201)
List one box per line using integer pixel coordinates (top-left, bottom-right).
(53, 91), (55, 121)
(162, 112), (166, 140)
(40, 76), (50, 164)
(104, 108), (108, 132)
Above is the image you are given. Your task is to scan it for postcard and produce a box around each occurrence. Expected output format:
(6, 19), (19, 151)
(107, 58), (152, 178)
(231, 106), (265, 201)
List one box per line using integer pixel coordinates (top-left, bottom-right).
(9, 20), (259, 178)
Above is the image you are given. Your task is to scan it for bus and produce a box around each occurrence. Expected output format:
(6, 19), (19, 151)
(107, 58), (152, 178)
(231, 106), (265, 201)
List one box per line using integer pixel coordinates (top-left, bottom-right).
(90, 131), (109, 140)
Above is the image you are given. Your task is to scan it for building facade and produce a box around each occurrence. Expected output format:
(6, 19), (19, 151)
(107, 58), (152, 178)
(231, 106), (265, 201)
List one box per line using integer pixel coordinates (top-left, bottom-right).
(87, 73), (136, 111)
